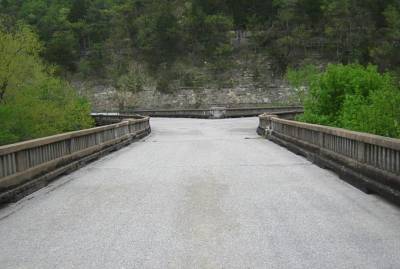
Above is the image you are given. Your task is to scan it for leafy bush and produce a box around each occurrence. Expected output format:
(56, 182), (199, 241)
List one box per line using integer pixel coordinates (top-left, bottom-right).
(116, 65), (146, 94)
(288, 64), (400, 138)
(340, 87), (400, 137)
(0, 26), (93, 145)
(286, 64), (319, 103)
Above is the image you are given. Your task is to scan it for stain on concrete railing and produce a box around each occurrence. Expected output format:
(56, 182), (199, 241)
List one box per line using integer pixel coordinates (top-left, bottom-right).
(258, 113), (400, 205)
(0, 116), (151, 203)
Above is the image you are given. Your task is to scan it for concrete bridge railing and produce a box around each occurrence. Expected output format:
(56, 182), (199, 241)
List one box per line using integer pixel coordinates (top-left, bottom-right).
(0, 116), (151, 203)
(91, 114), (145, 126)
(119, 106), (304, 119)
(258, 113), (400, 205)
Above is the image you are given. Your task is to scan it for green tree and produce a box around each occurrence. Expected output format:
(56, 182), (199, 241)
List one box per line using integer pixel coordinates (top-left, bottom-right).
(321, 0), (374, 63)
(0, 26), (93, 145)
(295, 64), (400, 138)
(2, 0), (400, 92)
(135, 1), (181, 67)
(370, 4), (400, 72)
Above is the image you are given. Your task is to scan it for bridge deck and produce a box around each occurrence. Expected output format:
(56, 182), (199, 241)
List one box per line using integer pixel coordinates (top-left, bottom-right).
(1, 118), (400, 268)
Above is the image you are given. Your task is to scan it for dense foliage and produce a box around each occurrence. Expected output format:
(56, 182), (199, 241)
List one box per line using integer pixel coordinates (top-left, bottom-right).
(0, 26), (93, 145)
(289, 64), (400, 138)
(0, 1), (399, 140)
(1, 0), (399, 79)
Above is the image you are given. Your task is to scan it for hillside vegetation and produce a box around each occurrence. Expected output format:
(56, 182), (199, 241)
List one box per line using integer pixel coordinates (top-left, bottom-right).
(1, 0), (400, 140)
(1, 0), (399, 87)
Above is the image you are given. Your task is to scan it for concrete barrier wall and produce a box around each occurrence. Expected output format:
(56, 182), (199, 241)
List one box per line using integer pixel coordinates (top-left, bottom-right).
(0, 116), (151, 203)
(224, 107), (303, 118)
(120, 106), (304, 119)
(91, 114), (144, 126)
(258, 114), (400, 205)
(132, 109), (212, 118)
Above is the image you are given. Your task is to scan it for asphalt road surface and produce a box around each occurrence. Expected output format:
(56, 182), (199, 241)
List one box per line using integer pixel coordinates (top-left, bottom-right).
(1, 118), (400, 269)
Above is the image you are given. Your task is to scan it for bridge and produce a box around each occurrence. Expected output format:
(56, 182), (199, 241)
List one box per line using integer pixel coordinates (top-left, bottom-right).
(0, 111), (400, 268)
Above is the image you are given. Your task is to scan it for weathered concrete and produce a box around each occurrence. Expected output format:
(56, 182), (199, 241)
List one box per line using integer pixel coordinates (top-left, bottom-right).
(258, 114), (400, 205)
(0, 117), (151, 204)
(1, 118), (400, 268)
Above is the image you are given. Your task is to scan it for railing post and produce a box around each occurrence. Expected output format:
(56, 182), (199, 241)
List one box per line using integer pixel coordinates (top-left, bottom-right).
(319, 132), (324, 147)
(15, 151), (28, 173)
(357, 141), (366, 163)
(211, 107), (226, 119)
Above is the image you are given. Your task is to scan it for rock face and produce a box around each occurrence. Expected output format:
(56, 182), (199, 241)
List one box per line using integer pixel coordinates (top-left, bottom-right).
(83, 80), (293, 111)
(75, 54), (296, 111)
(133, 81), (292, 109)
